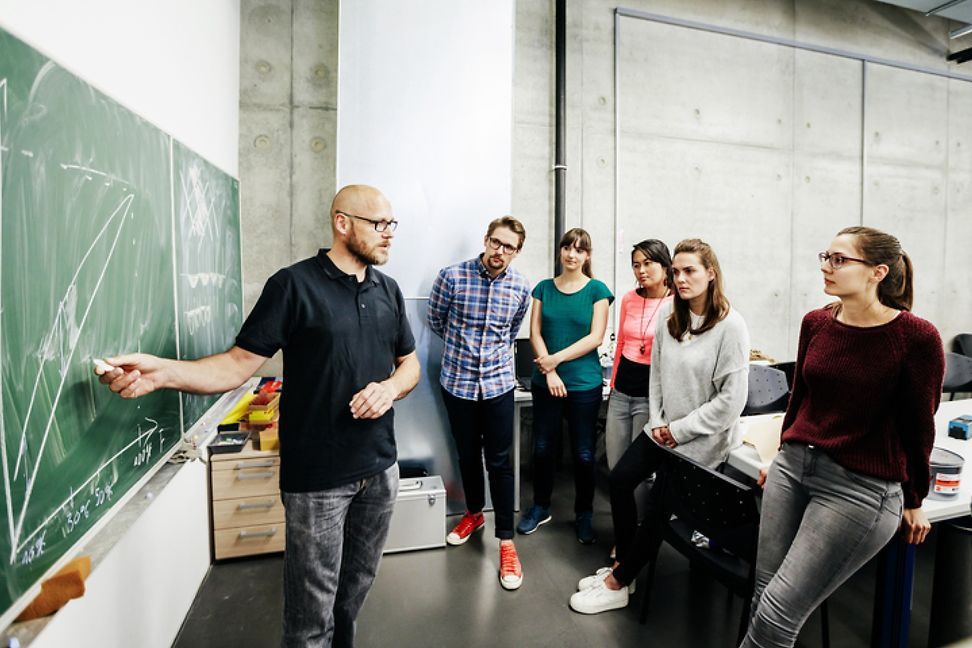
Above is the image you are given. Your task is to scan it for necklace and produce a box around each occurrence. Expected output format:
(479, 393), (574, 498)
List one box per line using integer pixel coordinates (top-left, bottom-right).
(638, 290), (665, 354)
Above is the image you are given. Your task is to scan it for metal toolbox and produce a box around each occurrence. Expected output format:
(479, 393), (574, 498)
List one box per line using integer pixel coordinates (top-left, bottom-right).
(384, 476), (446, 553)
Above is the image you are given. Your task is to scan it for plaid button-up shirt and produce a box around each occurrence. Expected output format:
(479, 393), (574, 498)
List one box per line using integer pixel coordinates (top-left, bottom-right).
(428, 256), (531, 400)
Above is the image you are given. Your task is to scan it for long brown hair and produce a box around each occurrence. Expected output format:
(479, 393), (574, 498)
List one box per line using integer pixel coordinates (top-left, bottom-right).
(667, 239), (730, 340)
(832, 226), (913, 312)
(559, 228), (593, 278)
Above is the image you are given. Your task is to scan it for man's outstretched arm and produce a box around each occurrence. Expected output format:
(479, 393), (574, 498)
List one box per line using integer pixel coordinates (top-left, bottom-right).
(95, 346), (270, 398)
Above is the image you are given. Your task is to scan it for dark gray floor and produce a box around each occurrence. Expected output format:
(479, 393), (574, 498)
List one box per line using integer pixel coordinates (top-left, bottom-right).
(174, 472), (946, 648)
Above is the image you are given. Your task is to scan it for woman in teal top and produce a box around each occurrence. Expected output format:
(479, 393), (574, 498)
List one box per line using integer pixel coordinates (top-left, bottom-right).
(518, 228), (614, 544)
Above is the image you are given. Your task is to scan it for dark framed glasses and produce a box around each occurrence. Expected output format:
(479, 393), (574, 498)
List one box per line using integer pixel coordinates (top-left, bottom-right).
(818, 251), (870, 270)
(487, 236), (519, 255)
(337, 211), (398, 232)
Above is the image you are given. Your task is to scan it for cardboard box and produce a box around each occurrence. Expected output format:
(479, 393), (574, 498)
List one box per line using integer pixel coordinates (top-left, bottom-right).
(384, 476), (446, 553)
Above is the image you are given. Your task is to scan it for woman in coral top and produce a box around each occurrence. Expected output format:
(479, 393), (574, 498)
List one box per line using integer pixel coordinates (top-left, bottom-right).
(740, 226), (945, 648)
(605, 239), (673, 470)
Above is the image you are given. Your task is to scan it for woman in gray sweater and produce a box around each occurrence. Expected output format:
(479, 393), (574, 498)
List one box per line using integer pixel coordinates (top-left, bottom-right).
(569, 238), (750, 615)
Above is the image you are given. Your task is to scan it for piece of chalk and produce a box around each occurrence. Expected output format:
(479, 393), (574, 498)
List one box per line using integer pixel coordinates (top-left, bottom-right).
(92, 358), (114, 372)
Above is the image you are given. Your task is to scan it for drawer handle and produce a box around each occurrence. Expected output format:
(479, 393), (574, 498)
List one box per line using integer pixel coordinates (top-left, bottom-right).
(236, 459), (274, 469)
(238, 500), (276, 511)
(236, 471), (275, 480)
(238, 528), (278, 539)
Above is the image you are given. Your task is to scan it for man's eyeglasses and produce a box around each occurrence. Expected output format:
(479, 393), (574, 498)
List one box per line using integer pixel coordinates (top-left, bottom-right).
(818, 251), (870, 270)
(337, 211), (398, 233)
(487, 237), (519, 255)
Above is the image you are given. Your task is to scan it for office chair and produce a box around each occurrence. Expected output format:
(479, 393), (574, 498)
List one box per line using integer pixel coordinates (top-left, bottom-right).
(943, 352), (972, 400)
(640, 446), (830, 647)
(742, 365), (790, 416)
(768, 361), (795, 390)
(954, 333), (972, 358)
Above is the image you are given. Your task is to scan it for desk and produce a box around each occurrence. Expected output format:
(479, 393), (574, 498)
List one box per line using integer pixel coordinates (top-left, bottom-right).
(512, 384), (611, 512)
(727, 400), (972, 647)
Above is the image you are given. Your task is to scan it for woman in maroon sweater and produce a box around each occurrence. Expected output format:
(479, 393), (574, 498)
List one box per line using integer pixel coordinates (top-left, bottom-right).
(740, 226), (945, 648)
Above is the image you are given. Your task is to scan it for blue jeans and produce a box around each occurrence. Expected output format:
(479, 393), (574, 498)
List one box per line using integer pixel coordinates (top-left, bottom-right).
(605, 389), (651, 469)
(281, 463), (399, 648)
(740, 442), (903, 648)
(440, 388), (515, 538)
(529, 384), (602, 513)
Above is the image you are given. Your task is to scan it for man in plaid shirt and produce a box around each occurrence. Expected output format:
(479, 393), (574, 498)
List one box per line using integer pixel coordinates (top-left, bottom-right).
(428, 216), (531, 590)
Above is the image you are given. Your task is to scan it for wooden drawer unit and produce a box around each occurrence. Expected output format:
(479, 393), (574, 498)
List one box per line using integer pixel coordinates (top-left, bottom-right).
(210, 443), (285, 560)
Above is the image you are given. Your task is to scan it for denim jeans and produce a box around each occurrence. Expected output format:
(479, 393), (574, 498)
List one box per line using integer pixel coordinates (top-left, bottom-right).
(605, 389), (651, 469)
(281, 463), (399, 648)
(740, 442), (903, 648)
(440, 387), (515, 539)
(529, 383), (603, 513)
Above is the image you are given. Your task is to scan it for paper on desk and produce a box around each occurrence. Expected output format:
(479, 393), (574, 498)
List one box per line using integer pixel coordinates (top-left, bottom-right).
(740, 414), (785, 464)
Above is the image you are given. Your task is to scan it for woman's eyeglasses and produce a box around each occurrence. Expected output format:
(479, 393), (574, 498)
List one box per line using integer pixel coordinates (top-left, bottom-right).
(817, 251), (870, 270)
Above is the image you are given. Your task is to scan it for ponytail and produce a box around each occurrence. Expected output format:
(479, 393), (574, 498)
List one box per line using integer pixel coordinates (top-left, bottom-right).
(837, 226), (913, 311)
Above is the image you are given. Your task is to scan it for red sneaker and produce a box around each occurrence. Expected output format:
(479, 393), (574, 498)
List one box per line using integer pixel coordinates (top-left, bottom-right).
(446, 512), (485, 546)
(499, 541), (523, 590)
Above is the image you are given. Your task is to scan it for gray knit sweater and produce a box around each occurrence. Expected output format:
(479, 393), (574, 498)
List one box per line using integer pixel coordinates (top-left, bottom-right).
(647, 303), (750, 468)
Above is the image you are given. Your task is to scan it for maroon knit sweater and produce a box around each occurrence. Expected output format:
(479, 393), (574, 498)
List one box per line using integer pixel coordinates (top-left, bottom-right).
(781, 308), (945, 508)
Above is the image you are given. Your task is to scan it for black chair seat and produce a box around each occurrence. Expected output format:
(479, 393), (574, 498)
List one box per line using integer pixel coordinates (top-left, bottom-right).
(944, 352), (972, 399)
(954, 333), (972, 358)
(665, 518), (751, 587)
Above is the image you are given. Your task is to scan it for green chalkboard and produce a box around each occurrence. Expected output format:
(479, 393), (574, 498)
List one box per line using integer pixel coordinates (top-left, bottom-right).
(0, 28), (243, 624)
(173, 141), (243, 428)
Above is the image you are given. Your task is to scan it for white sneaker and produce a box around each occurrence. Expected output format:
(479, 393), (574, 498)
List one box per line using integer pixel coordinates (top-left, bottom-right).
(577, 567), (635, 594)
(569, 580), (629, 614)
(577, 567), (612, 590)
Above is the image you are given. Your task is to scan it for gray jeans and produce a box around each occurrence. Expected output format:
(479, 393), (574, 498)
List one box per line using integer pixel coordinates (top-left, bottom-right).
(740, 442), (903, 648)
(281, 463), (399, 648)
(605, 390), (651, 469)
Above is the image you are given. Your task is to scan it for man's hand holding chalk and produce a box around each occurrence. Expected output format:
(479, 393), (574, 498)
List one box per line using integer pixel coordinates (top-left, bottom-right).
(93, 354), (163, 399)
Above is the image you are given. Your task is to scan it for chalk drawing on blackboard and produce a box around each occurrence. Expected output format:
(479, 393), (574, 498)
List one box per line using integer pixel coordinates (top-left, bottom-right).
(181, 165), (216, 240)
(13, 415), (166, 564)
(59, 163), (128, 189)
(2, 188), (135, 563)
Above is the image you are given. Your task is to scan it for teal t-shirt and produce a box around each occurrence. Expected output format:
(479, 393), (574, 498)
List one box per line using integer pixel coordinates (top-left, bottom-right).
(531, 278), (614, 391)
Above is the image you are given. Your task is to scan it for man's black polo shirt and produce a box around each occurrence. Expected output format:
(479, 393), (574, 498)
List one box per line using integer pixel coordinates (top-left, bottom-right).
(236, 249), (416, 492)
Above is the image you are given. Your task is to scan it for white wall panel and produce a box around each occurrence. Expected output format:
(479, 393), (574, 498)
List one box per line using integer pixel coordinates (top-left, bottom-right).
(337, 0), (514, 298)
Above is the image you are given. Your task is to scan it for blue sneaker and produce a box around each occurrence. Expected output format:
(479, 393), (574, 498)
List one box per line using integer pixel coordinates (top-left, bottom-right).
(575, 511), (596, 544)
(517, 505), (552, 535)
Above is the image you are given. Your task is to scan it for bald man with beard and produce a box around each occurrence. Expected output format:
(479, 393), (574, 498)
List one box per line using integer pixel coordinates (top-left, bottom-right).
(97, 185), (420, 648)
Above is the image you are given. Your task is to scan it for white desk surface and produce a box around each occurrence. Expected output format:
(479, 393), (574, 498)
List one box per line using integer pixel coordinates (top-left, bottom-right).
(727, 398), (972, 524)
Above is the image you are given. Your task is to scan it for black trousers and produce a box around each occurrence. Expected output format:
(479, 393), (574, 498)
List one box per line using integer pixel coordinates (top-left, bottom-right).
(440, 388), (515, 539)
(610, 433), (670, 585)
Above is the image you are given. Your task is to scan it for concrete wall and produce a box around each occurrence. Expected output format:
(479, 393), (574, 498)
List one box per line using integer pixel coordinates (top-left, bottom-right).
(513, 0), (972, 360)
(238, 0), (972, 365)
(239, 0), (338, 376)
